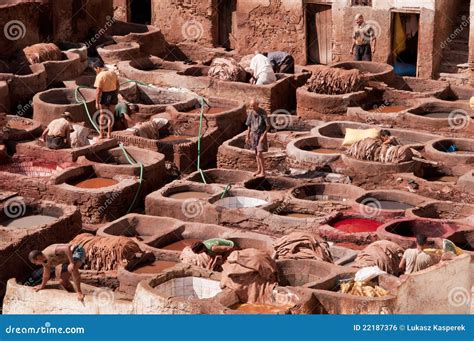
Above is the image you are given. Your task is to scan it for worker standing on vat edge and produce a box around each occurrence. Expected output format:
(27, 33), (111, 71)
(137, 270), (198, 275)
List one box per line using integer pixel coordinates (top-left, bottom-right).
(93, 59), (120, 139)
(40, 112), (74, 149)
(29, 243), (86, 301)
(399, 234), (434, 274)
(245, 99), (270, 177)
(350, 14), (376, 61)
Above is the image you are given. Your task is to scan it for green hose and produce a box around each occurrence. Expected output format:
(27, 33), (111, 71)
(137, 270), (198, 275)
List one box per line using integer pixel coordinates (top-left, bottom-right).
(221, 184), (231, 199)
(74, 83), (144, 213)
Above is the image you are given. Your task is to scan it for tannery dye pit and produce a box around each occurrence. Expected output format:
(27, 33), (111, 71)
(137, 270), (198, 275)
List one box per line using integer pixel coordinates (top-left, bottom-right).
(0, 0), (472, 320)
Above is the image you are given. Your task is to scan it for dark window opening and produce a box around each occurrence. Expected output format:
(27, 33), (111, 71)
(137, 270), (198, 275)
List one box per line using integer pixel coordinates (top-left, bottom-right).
(391, 12), (420, 77)
(131, 0), (152, 25)
(352, 0), (372, 6)
(217, 0), (237, 50)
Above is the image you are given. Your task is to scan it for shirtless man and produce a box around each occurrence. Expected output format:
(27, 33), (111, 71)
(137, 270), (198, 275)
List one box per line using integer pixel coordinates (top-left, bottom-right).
(29, 243), (86, 301)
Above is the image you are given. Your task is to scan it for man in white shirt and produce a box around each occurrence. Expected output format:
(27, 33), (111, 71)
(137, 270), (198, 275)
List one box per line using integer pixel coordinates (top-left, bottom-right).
(249, 52), (277, 85)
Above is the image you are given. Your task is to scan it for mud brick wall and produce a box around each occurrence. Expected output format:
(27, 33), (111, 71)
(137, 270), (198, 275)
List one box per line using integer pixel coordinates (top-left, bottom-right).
(233, 0), (305, 64)
(0, 173), (51, 200)
(151, 0), (217, 47)
(113, 0), (129, 21)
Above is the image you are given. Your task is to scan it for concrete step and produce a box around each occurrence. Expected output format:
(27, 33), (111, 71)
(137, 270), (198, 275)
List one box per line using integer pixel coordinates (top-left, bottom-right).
(438, 72), (470, 86)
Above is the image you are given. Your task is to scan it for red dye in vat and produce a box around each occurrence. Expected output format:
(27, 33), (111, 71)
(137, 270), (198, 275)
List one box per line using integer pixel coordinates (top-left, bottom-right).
(332, 218), (382, 233)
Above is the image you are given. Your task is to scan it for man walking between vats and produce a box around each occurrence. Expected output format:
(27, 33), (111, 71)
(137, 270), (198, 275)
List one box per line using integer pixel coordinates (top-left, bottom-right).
(93, 59), (120, 139)
(29, 243), (86, 301)
(245, 99), (269, 177)
(350, 14), (377, 61)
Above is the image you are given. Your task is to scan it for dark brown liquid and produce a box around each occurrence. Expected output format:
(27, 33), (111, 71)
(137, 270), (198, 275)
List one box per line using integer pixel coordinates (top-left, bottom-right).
(133, 260), (178, 274)
(74, 178), (118, 189)
(426, 175), (458, 183)
(168, 191), (211, 200)
(187, 107), (228, 115)
(368, 105), (407, 113)
(161, 238), (202, 251)
(231, 303), (291, 314)
(309, 148), (340, 154)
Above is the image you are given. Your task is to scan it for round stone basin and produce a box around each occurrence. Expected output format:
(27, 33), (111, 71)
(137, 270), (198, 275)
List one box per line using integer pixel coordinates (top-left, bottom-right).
(408, 102), (473, 119)
(0, 214), (57, 229)
(355, 191), (425, 213)
(133, 260), (178, 274)
(230, 303), (291, 314)
(38, 88), (95, 105)
(409, 202), (474, 221)
(243, 177), (299, 191)
(168, 191), (211, 200)
(331, 61), (394, 82)
(330, 217), (383, 233)
(414, 166), (458, 183)
(377, 219), (458, 248)
(229, 133), (286, 153)
(291, 184), (364, 202)
(432, 139), (474, 155)
(213, 196), (268, 209)
(446, 230), (474, 252)
(0, 157), (61, 177)
(154, 276), (221, 299)
(361, 198), (414, 211)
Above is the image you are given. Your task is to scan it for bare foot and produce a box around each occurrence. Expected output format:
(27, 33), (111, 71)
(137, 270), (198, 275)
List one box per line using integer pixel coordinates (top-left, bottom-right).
(107, 134), (111, 139)
(98, 135), (104, 140)
(252, 171), (259, 176)
(258, 172), (266, 177)
(77, 292), (85, 302)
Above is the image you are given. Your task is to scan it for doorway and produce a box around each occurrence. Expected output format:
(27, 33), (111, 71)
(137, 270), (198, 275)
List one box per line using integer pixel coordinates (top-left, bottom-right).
(217, 0), (237, 50)
(390, 12), (420, 77)
(306, 4), (332, 64)
(131, 0), (152, 25)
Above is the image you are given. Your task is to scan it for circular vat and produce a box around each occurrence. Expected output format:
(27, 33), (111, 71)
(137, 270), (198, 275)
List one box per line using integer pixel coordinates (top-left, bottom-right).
(387, 76), (449, 99)
(276, 259), (338, 288)
(291, 183), (365, 203)
(331, 61), (394, 83)
(286, 136), (342, 168)
(97, 42), (141, 64)
(355, 190), (428, 214)
(212, 195), (268, 209)
(0, 202), (62, 229)
(408, 202), (474, 221)
(161, 183), (216, 201)
(5, 115), (42, 141)
(426, 138), (474, 166)
(406, 101), (473, 129)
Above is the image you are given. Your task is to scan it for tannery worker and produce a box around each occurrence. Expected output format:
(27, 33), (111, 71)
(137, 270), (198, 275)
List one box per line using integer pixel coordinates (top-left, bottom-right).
(266, 51), (295, 74)
(114, 102), (137, 131)
(350, 14), (376, 61)
(40, 112), (74, 149)
(399, 234), (434, 274)
(249, 52), (277, 85)
(191, 239), (235, 270)
(29, 243), (86, 301)
(245, 99), (270, 177)
(93, 59), (120, 139)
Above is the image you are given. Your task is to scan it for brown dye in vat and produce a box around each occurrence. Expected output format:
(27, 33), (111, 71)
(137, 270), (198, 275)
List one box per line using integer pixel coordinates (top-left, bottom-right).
(162, 238), (202, 251)
(1, 215), (57, 228)
(283, 212), (318, 219)
(133, 260), (178, 274)
(74, 178), (119, 189)
(231, 303), (291, 314)
(426, 175), (458, 183)
(187, 107), (228, 115)
(309, 148), (340, 154)
(168, 191), (211, 200)
(368, 105), (407, 113)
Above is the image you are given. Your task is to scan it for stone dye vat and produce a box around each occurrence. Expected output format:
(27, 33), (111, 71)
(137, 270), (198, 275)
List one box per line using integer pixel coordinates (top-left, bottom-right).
(97, 42), (142, 64)
(385, 76), (450, 101)
(0, 200), (80, 302)
(51, 165), (139, 223)
(32, 88), (96, 127)
(405, 100), (473, 131)
(112, 118), (221, 173)
(108, 21), (169, 57)
(4, 116), (42, 141)
(340, 154), (420, 177)
(80, 146), (166, 194)
(0, 156), (67, 200)
(286, 135), (343, 169)
(56, 42), (88, 73)
(0, 63), (47, 106)
(407, 202), (474, 224)
(355, 190), (430, 219)
(243, 176), (300, 192)
(318, 215), (384, 245)
(291, 183), (365, 204)
(312, 121), (438, 149)
(15, 138), (118, 164)
(167, 96), (246, 141)
(331, 61), (395, 84)
(376, 218), (463, 249)
(186, 169), (253, 185)
(425, 138), (474, 171)
(346, 98), (417, 125)
(41, 51), (83, 85)
(62, 75), (136, 97)
(218, 131), (302, 172)
(120, 83), (197, 119)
